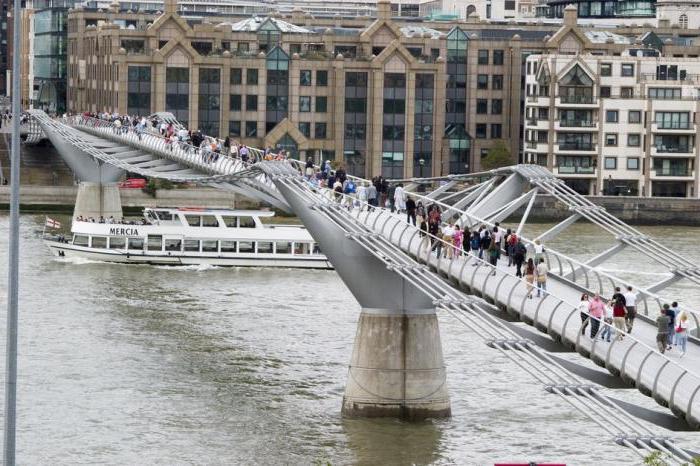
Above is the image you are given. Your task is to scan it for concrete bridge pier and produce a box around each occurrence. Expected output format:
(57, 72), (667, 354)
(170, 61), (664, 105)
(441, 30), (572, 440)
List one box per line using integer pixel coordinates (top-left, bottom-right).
(342, 308), (450, 420)
(271, 177), (450, 420)
(73, 182), (123, 220)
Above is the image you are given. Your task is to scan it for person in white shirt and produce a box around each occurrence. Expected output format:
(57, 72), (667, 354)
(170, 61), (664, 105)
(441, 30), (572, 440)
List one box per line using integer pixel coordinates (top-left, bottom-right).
(533, 239), (544, 263)
(623, 285), (637, 333)
(536, 258), (548, 298)
(599, 301), (613, 343)
(394, 184), (406, 213)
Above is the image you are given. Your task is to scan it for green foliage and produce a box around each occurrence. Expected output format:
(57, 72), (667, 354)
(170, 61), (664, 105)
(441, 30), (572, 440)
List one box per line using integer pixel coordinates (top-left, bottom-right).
(643, 451), (670, 466)
(481, 140), (513, 170)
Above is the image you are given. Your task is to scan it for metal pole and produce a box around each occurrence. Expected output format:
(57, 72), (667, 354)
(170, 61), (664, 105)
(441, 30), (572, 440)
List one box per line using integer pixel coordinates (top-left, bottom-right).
(4, 0), (22, 461)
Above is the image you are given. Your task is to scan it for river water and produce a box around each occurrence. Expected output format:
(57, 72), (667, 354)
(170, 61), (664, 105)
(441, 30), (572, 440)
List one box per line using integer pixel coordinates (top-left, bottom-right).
(0, 214), (699, 465)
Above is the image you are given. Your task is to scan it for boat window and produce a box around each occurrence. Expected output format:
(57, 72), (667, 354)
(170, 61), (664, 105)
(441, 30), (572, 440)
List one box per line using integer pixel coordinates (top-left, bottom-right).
(109, 237), (126, 249)
(73, 235), (89, 247)
(313, 244), (322, 254)
(294, 243), (310, 255)
(165, 239), (182, 251)
(147, 235), (163, 251)
(91, 236), (107, 248)
(275, 242), (291, 254)
(239, 216), (256, 228)
(221, 240), (237, 252)
(186, 215), (201, 227)
(155, 210), (174, 221)
(257, 242), (273, 253)
(222, 216), (238, 228)
(184, 240), (200, 252)
(128, 238), (144, 250)
(202, 215), (219, 227)
(238, 241), (254, 253)
(202, 240), (218, 252)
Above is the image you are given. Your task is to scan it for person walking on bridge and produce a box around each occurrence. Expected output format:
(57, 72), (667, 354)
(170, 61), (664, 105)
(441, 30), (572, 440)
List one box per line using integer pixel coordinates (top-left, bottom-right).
(513, 240), (526, 278)
(536, 258), (548, 298)
(623, 286), (637, 333)
(579, 293), (591, 336)
(611, 287), (627, 341)
(675, 311), (689, 357)
(525, 258), (535, 298)
(656, 306), (671, 354)
(588, 294), (605, 339)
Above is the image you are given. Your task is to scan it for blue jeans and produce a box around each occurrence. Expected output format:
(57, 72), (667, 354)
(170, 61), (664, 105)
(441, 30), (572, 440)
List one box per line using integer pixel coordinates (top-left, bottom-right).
(600, 319), (612, 341)
(536, 280), (547, 297)
(667, 327), (676, 346)
(676, 331), (688, 352)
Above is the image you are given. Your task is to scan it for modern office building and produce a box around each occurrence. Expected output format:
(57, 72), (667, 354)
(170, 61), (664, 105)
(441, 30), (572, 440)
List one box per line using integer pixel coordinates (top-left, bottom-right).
(524, 6), (700, 197)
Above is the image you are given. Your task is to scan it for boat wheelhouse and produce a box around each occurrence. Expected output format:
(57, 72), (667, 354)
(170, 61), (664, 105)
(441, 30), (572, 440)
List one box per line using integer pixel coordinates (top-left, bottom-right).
(45, 207), (332, 269)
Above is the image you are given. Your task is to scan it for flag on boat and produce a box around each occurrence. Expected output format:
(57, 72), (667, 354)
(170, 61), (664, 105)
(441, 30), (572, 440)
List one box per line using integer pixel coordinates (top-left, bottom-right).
(45, 217), (61, 229)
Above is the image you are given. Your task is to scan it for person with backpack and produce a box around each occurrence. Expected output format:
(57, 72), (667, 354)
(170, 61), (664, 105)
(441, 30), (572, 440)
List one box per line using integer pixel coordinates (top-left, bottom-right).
(656, 306), (671, 354)
(513, 240), (526, 277)
(488, 234), (499, 274)
(406, 196), (417, 225)
(480, 230), (491, 261)
(470, 230), (481, 264)
(507, 231), (519, 266)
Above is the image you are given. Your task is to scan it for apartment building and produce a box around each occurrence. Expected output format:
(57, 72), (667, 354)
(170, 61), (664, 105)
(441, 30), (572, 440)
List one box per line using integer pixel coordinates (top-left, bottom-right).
(524, 7), (700, 198)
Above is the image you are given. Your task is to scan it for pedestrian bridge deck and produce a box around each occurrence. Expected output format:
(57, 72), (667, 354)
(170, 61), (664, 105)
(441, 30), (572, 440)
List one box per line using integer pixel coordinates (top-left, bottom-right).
(350, 207), (700, 428)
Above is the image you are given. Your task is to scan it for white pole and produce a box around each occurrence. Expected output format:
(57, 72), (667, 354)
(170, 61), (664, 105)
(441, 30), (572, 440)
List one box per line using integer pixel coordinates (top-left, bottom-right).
(4, 0), (22, 462)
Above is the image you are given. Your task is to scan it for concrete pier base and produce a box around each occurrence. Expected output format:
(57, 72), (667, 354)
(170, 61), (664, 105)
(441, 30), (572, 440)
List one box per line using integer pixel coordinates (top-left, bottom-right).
(73, 182), (123, 220)
(342, 309), (451, 420)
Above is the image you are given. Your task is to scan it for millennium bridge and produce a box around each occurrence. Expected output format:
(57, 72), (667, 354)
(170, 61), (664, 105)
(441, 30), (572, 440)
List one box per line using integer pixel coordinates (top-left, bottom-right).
(26, 110), (700, 462)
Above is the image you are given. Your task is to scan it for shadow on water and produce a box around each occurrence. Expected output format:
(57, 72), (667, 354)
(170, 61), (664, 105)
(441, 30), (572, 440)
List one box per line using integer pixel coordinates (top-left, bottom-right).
(342, 417), (445, 465)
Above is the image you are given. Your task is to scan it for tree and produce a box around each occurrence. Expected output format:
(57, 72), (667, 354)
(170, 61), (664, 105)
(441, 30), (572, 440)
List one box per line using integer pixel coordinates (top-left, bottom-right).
(481, 140), (513, 170)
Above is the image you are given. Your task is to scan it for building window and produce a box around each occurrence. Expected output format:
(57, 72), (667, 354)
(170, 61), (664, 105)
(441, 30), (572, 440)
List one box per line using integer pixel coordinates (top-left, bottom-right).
(127, 66), (151, 116)
(300, 70), (312, 86)
(165, 67), (190, 126)
(246, 68), (258, 85)
(680, 14), (689, 29)
(628, 110), (641, 124)
(492, 99), (502, 114)
(605, 133), (618, 146)
(345, 98), (366, 113)
(477, 74), (488, 89)
(649, 88), (681, 99)
(604, 157), (617, 169)
(493, 50), (504, 65)
(299, 96), (311, 112)
(229, 120), (241, 137)
(620, 87), (634, 98)
(230, 68), (242, 85)
(198, 68), (221, 136)
(299, 122), (311, 137)
(476, 99), (488, 114)
(476, 123), (487, 138)
(478, 50), (489, 65)
(316, 96), (327, 113)
(315, 122), (327, 139)
(246, 95), (257, 111)
(492, 75), (503, 90)
(627, 157), (639, 170)
(621, 63), (635, 77)
(504, 0), (516, 9)
(600, 63), (612, 76)
(491, 124), (502, 138)
(600, 86), (611, 98)
(245, 121), (257, 137)
(627, 134), (641, 147)
(316, 70), (328, 86)
(606, 110), (618, 123)
(230, 94), (241, 111)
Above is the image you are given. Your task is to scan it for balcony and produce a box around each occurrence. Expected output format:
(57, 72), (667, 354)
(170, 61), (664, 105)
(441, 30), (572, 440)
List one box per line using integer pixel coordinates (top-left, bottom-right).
(641, 73), (700, 84)
(556, 95), (597, 107)
(558, 119), (596, 127)
(652, 122), (695, 133)
(555, 165), (596, 175)
(557, 142), (596, 152)
(653, 145), (693, 155)
(651, 168), (694, 179)
(525, 140), (547, 151)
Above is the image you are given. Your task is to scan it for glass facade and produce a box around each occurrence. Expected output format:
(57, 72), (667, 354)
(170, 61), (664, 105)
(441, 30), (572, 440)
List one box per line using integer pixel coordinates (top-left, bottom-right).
(414, 73), (434, 177)
(166, 67), (190, 126)
(544, 0), (654, 18)
(381, 73), (406, 179)
(445, 28), (470, 174)
(127, 66), (152, 116)
(198, 68), (221, 135)
(265, 47), (289, 134)
(344, 72), (368, 177)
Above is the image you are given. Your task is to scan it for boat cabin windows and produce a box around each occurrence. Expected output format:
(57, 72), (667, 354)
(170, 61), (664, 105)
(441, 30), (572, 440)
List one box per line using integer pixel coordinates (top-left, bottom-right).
(239, 217), (256, 228)
(186, 215), (201, 227)
(165, 239), (182, 251)
(257, 242), (273, 253)
(221, 240), (237, 252)
(202, 216), (219, 227)
(294, 243), (310, 255)
(91, 236), (107, 248)
(222, 216), (238, 228)
(147, 235), (163, 251)
(202, 240), (218, 252)
(184, 240), (200, 252)
(238, 241), (255, 253)
(128, 238), (144, 250)
(154, 210), (174, 221)
(276, 242), (291, 253)
(73, 235), (89, 247)
(109, 237), (126, 249)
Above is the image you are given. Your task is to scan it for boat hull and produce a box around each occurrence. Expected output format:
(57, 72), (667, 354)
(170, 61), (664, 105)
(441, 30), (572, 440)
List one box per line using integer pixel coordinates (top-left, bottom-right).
(46, 241), (334, 269)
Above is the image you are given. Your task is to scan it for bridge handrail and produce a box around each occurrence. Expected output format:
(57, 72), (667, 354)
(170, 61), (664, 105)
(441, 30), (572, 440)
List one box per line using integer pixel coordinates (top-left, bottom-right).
(306, 184), (700, 404)
(338, 172), (700, 333)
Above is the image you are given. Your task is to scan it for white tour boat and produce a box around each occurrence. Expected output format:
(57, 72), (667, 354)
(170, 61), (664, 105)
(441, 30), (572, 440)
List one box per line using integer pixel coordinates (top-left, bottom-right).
(45, 207), (333, 269)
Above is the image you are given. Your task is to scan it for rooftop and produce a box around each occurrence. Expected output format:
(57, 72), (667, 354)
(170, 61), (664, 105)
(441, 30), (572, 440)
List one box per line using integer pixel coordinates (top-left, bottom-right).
(227, 16), (315, 34)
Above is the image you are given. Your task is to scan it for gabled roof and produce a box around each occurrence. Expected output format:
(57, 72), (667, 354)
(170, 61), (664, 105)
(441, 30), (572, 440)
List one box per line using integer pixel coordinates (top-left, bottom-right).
(227, 17), (314, 34)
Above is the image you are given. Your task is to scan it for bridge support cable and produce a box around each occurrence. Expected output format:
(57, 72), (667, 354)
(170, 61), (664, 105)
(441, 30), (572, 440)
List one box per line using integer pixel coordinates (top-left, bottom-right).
(271, 176), (696, 462)
(534, 213), (582, 243)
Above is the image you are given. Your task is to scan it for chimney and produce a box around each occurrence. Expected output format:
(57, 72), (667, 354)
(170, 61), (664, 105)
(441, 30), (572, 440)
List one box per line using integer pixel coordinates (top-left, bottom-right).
(164, 0), (177, 14)
(377, 0), (391, 20)
(563, 4), (577, 27)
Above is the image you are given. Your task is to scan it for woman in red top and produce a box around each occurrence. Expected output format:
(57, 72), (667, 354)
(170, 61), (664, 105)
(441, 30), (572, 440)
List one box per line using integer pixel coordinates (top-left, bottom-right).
(612, 298), (627, 341)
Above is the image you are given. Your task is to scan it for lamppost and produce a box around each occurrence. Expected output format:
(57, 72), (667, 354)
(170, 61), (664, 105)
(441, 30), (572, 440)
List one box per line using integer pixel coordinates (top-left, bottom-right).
(418, 158), (425, 192)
